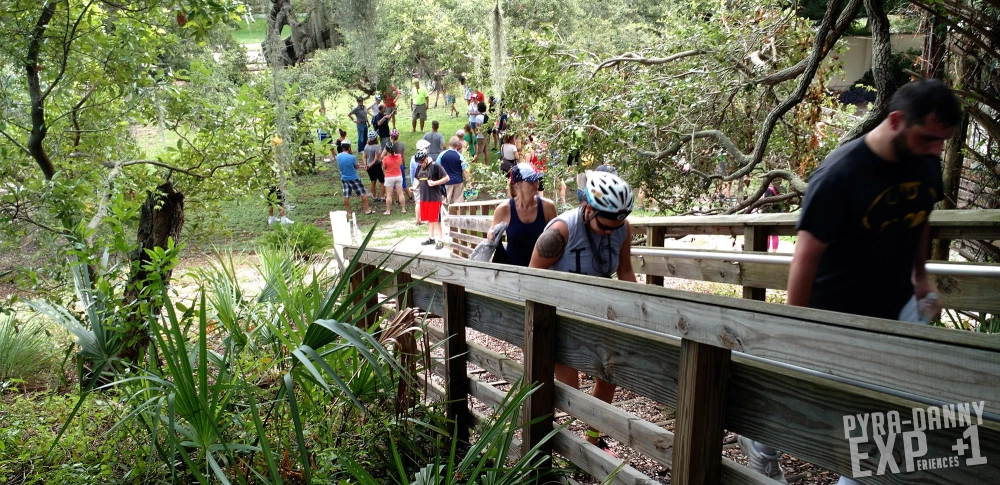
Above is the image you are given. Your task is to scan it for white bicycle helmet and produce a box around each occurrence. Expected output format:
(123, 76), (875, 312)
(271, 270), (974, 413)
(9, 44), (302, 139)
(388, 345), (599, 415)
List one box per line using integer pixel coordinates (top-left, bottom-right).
(585, 171), (634, 220)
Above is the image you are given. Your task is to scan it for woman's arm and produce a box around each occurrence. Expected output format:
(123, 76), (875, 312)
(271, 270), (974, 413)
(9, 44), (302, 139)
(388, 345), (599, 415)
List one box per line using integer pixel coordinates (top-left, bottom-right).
(488, 202), (511, 242)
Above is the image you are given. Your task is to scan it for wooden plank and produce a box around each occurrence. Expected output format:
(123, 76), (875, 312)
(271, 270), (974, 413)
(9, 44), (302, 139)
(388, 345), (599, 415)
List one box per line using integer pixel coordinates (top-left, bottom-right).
(672, 339), (732, 485)
(427, 331), (794, 485)
(443, 282), (470, 444)
(646, 226), (667, 287)
(447, 215), (495, 233)
(427, 317), (1000, 484)
(633, 253), (744, 285)
(742, 226), (768, 301)
(415, 282), (682, 406)
(348, 247), (1000, 416)
(551, 426), (659, 485)
(926, 209), (1000, 239)
(727, 355), (1000, 484)
(449, 241), (474, 256)
(522, 300), (557, 458)
(932, 272), (1000, 313)
(449, 230), (484, 246)
(630, 253), (1000, 313)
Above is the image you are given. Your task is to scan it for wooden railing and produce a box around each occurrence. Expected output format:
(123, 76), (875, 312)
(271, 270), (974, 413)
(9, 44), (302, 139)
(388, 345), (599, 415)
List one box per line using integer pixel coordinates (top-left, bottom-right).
(444, 205), (1000, 313)
(344, 245), (1000, 485)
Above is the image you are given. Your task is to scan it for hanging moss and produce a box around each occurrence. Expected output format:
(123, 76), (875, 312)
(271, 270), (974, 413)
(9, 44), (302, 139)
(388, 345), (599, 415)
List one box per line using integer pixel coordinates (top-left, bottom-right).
(488, 0), (508, 101)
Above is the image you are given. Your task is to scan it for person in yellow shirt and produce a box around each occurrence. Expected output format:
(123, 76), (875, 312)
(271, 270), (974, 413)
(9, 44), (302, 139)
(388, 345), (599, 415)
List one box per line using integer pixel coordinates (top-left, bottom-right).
(411, 80), (429, 133)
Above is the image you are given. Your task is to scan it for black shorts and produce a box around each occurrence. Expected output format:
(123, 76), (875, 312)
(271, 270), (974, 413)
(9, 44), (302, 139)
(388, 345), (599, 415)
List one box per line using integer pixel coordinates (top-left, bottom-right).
(267, 186), (284, 207)
(366, 164), (385, 183)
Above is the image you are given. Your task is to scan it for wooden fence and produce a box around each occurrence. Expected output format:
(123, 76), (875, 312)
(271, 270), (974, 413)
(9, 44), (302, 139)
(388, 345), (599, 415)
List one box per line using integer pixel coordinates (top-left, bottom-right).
(344, 244), (1000, 485)
(445, 205), (1000, 313)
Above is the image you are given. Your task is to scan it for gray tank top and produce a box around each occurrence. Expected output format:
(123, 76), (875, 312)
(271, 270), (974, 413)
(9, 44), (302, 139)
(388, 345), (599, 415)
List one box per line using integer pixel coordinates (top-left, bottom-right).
(547, 208), (628, 277)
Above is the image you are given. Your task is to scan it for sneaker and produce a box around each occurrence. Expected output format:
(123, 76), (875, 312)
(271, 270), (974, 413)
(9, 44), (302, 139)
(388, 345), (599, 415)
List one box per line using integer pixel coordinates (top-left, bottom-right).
(434, 241), (445, 250)
(595, 437), (619, 459)
(280, 216), (293, 224)
(420, 238), (435, 246)
(737, 435), (788, 484)
(267, 216), (277, 224)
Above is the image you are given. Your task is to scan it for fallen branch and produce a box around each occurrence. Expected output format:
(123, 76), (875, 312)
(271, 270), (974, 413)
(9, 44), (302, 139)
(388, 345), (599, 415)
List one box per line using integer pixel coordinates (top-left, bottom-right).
(592, 49), (708, 77)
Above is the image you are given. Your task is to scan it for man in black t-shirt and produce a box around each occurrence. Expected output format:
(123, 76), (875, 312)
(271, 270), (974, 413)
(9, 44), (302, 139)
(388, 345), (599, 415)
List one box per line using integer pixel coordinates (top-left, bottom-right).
(372, 105), (392, 147)
(739, 79), (963, 485)
(789, 79), (960, 320)
(415, 148), (450, 250)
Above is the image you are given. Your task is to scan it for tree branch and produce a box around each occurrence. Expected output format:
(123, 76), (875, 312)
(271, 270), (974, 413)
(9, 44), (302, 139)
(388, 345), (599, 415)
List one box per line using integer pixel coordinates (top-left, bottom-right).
(723, 169), (807, 215)
(839, 0), (892, 145)
(749, 0), (863, 86)
(592, 50), (709, 77)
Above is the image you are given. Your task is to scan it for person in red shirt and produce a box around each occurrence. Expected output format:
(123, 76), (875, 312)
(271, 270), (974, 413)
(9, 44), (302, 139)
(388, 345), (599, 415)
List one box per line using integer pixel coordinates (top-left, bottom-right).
(382, 85), (401, 129)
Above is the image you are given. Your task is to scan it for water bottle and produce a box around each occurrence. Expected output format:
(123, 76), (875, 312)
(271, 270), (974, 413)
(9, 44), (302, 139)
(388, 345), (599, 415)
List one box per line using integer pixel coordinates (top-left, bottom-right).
(918, 292), (939, 324)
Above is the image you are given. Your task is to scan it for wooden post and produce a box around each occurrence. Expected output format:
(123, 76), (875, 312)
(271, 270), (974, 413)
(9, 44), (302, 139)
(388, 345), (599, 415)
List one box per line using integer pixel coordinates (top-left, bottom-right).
(742, 226), (768, 300)
(520, 300), (557, 459)
(443, 282), (470, 444)
(349, 263), (379, 327)
(671, 339), (732, 485)
(646, 226), (666, 287)
(394, 271), (414, 312)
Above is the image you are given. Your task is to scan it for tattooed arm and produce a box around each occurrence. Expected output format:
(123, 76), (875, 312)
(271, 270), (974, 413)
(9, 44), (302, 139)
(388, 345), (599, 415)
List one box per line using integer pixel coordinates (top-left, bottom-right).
(529, 221), (568, 270)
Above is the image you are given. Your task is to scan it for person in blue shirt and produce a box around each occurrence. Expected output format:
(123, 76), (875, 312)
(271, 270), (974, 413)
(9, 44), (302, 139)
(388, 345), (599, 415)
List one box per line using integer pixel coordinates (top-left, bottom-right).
(437, 137), (465, 205)
(335, 141), (372, 215)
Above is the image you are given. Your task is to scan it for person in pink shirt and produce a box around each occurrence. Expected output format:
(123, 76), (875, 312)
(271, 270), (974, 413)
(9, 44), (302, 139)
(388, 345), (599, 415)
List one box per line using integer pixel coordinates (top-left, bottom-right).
(380, 141), (407, 215)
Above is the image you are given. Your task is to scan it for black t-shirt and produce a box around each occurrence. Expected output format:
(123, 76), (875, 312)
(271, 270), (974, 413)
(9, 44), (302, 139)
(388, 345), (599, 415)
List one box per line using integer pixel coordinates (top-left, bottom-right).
(373, 113), (391, 138)
(417, 163), (446, 202)
(796, 136), (944, 319)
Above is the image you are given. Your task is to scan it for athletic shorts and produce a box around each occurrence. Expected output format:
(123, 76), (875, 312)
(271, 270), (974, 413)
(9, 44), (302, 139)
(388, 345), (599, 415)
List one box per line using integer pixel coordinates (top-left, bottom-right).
(412, 104), (427, 121)
(420, 201), (442, 222)
(366, 164), (385, 183)
(384, 175), (404, 189)
(385, 106), (397, 117)
(267, 186), (284, 207)
(446, 94), (455, 105)
(342, 179), (366, 197)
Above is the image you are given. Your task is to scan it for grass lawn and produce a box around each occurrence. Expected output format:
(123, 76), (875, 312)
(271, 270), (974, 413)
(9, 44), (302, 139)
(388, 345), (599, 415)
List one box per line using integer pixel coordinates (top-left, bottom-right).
(187, 103), (504, 251)
(232, 19), (291, 45)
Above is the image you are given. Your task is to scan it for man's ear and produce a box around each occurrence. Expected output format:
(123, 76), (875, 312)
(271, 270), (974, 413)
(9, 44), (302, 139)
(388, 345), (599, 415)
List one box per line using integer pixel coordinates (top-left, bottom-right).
(887, 110), (907, 131)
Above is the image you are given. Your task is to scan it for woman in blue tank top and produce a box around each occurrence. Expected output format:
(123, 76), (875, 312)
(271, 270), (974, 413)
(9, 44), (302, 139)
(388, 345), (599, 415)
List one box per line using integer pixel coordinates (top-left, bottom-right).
(487, 163), (558, 266)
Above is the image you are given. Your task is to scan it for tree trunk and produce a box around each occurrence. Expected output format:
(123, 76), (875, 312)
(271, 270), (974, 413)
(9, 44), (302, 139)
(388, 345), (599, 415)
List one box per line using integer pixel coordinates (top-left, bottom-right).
(840, 0), (892, 144)
(120, 181), (185, 361)
(921, 12), (948, 79)
(931, 52), (970, 261)
(264, 0), (342, 66)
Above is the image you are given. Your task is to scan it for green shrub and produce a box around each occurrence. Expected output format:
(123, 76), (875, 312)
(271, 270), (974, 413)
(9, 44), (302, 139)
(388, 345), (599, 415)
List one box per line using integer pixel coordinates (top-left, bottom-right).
(0, 313), (54, 384)
(256, 221), (334, 256)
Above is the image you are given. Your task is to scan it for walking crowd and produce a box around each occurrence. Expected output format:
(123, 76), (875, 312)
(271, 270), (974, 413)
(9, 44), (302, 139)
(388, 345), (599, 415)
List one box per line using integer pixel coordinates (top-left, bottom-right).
(292, 74), (965, 485)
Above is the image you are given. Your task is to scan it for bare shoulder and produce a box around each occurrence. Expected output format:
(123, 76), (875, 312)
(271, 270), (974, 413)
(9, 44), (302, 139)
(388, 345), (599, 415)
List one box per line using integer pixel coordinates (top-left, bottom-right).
(535, 221), (568, 259)
(540, 197), (559, 220)
(493, 201), (511, 220)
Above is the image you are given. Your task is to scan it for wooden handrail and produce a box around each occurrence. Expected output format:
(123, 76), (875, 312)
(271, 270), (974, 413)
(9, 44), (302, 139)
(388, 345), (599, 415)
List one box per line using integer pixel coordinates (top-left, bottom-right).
(346, 246), (999, 412)
(351, 246), (1000, 484)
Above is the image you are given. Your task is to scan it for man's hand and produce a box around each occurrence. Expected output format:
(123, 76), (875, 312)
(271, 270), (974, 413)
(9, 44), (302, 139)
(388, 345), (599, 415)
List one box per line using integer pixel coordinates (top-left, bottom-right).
(913, 274), (942, 314)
